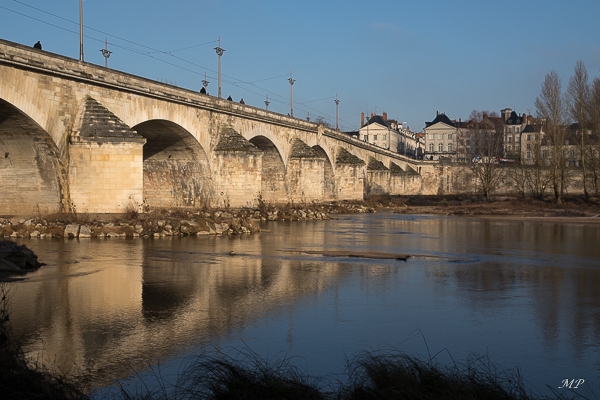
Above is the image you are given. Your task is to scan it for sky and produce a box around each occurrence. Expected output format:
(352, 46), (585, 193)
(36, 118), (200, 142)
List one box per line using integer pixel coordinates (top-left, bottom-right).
(1, 0), (600, 132)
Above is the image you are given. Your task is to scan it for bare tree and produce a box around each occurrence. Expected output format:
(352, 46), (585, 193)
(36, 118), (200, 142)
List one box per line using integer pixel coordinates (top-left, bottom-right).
(507, 161), (528, 198)
(314, 116), (333, 129)
(458, 114), (505, 201)
(535, 71), (568, 205)
(566, 60), (591, 198)
(508, 136), (551, 200)
(588, 77), (600, 195)
(468, 109), (499, 121)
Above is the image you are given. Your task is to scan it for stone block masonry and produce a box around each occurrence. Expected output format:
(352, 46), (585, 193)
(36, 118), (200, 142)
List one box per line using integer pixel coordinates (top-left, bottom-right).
(69, 141), (145, 213)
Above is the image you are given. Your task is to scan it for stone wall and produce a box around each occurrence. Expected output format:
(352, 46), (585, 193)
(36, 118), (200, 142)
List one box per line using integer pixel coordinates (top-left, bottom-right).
(287, 158), (325, 202)
(144, 159), (214, 209)
(68, 141), (145, 213)
(0, 100), (65, 216)
(213, 151), (262, 208)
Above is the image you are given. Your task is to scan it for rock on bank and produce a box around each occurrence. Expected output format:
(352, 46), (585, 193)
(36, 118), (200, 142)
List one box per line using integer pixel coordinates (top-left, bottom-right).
(0, 203), (374, 239)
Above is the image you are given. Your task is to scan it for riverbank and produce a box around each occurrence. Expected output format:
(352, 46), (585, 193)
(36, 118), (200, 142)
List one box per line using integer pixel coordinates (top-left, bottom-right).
(2, 195), (600, 240)
(393, 194), (600, 221)
(0, 202), (375, 239)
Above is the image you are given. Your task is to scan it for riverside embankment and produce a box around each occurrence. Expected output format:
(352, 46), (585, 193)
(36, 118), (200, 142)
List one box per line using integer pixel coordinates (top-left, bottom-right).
(0, 202), (376, 240)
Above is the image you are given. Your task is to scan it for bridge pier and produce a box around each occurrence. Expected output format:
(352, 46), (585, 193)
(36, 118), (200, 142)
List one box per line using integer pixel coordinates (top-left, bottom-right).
(213, 127), (263, 208)
(389, 163), (422, 195)
(334, 148), (366, 200)
(287, 139), (325, 203)
(366, 158), (391, 196)
(68, 97), (146, 213)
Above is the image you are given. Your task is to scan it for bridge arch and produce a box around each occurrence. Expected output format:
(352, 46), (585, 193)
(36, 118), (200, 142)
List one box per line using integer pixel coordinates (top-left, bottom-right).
(133, 119), (213, 209)
(311, 145), (336, 200)
(0, 98), (67, 215)
(248, 135), (287, 203)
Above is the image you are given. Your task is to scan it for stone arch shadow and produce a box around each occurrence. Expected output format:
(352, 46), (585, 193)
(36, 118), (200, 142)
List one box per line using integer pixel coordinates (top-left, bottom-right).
(133, 119), (214, 209)
(248, 135), (287, 203)
(0, 98), (67, 215)
(311, 145), (336, 200)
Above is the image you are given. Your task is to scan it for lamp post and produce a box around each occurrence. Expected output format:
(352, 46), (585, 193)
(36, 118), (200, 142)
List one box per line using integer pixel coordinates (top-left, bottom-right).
(334, 93), (340, 130)
(288, 71), (295, 117)
(100, 39), (112, 68)
(264, 94), (270, 110)
(401, 122), (408, 155)
(79, 0), (84, 61)
(214, 37), (225, 98)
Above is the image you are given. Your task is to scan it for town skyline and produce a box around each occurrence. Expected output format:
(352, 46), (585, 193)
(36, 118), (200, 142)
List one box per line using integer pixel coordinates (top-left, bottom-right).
(1, 0), (599, 131)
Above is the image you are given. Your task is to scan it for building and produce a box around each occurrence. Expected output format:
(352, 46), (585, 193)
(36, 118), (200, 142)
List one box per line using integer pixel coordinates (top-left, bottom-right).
(502, 109), (545, 163)
(423, 113), (457, 161)
(502, 110), (527, 160)
(345, 112), (418, 157)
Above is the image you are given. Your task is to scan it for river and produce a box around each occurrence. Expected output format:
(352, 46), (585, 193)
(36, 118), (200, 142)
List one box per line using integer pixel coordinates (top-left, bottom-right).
(6, 212), (600, 397)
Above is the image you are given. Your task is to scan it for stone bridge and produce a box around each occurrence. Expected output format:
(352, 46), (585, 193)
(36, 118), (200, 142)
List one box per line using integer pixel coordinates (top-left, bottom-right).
(0, 38), (443, 215)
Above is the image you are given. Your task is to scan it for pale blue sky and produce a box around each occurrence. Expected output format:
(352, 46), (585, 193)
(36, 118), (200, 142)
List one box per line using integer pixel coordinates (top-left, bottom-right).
(2, 0), (599, 131)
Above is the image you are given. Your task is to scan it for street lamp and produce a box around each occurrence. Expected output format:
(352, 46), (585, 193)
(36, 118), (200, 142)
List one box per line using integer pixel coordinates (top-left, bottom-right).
(288, 71), (295, 117)
(100, 39), (111, 68)
(334, 93), (340, 130)
(79, 0), (84, 61)
(214, 37), (225, 98)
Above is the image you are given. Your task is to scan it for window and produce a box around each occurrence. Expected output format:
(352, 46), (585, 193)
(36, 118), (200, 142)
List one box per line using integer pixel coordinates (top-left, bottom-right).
(438, 134), (443, 140)
(374, 135), (378, 140)
(438, 143), (443, 152)
(428, 134), (434, 140)
(429, 143), (434, 152)
(383, 135), (386, 140)
(526, 143), (531, 150)
(508, 136), (512, 143)
(507, 145), (512, 151)
(363, 135), (368, 141)
(516, 127), (520, 133)
(526, 151), (531, 160)
(448, 133), (453, 140)
(448, 143), (453, 152)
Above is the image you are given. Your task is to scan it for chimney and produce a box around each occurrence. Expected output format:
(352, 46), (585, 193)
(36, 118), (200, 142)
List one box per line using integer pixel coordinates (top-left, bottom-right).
(383, 111), (387, 120)
(436, 110), (439, 116)
(361, 112), (365, 127)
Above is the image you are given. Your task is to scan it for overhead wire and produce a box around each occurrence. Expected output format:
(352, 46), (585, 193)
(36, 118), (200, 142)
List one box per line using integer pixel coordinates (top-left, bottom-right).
(5, 0), (345, 126)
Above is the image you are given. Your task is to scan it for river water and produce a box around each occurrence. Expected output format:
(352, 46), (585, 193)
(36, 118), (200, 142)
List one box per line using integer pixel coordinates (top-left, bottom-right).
(6, 212), (600, 397)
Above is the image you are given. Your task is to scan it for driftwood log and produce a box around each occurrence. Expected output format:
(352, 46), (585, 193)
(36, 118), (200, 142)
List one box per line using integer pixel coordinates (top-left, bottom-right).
(304, 250), (411, 261)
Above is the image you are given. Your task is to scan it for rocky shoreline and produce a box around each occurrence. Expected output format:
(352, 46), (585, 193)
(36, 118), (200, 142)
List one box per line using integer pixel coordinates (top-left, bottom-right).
(3, 194), (600, 240)
(0, 202), (376, 240)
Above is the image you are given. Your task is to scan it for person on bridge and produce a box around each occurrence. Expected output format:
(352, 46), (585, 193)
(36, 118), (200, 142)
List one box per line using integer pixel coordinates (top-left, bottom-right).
(33, 41), (42, 50)
(227, 96), (233, 101)
(239, 98), (245, 104)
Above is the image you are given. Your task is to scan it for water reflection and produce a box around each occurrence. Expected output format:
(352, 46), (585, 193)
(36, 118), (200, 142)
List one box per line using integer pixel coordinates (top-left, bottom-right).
(6, 214), (600, 395)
